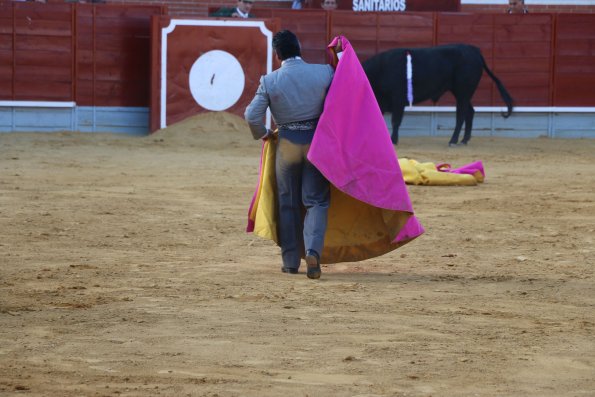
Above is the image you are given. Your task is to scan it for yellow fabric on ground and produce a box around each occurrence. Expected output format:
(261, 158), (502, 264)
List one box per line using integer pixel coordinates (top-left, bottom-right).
(398, 158), (479, 186)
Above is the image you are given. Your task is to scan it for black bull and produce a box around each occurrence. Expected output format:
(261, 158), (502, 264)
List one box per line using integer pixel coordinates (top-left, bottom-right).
(362, 44), (514, 145)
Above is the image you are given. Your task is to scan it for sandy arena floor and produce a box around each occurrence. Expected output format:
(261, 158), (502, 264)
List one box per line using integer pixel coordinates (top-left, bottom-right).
(1, 112), (594, 396)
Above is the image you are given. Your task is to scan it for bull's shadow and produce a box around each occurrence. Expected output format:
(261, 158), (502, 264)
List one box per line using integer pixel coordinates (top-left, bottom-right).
(362, 44), (514, 146)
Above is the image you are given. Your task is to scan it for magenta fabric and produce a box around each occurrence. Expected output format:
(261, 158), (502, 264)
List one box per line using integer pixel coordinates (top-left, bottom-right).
(437, 160), (485, 178)
(308, 36), (424, 243)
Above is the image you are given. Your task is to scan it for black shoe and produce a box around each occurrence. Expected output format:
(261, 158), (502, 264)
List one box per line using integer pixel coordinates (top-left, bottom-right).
(281, 266), (298, 274)
(305, 250), (321, 280)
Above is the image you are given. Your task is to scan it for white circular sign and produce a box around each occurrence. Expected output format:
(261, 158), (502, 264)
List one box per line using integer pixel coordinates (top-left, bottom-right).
(188, 50), (245, 111)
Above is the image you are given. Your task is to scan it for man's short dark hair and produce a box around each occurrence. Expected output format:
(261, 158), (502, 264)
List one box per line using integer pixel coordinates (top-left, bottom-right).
(272, 30), (301, 60)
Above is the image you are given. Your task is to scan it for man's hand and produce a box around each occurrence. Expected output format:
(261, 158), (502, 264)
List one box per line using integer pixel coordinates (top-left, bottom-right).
(263, 129), (278, 141)
(335, 38), (343, 53)
(330, 37), (344, 68)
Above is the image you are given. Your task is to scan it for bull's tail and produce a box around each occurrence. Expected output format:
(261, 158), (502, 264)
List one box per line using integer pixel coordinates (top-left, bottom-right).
(481, 55), (514, 118)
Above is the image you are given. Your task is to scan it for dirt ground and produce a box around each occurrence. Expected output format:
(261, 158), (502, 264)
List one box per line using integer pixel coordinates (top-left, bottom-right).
(1, 112), (594, 397)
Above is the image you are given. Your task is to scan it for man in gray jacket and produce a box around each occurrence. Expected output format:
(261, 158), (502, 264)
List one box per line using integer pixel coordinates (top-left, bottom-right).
(245, 30), (334, 279)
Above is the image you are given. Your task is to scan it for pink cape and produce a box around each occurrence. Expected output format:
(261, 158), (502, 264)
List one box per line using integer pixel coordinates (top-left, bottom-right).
(437, 161), (486, 178)
(308, 36), (424, 243)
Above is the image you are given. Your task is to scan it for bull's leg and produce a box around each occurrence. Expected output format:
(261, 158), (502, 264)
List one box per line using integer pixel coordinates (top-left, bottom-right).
(449, 102), (467, 146)
(461, 104), (475, 144)
(391, 106), (405, 145)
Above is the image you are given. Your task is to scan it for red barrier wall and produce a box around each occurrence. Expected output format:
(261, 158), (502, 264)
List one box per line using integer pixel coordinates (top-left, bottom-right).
(554, 14), (595, 106)
(252, 10), (595, 108)
(1, 2), (75, 101)
(251, 9), (329, 63)
(106, 0), (595, 18)
(492, 13), (554, 107)
(0, 2), (11, 99)
(76, 4), (165, 106)
(0, 1), (165, 106)
(306, 0), (459, 11)
(2, 2), (595, 118)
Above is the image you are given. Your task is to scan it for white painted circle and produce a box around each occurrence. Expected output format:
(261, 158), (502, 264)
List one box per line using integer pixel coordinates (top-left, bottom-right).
(189, 50), (245, 111)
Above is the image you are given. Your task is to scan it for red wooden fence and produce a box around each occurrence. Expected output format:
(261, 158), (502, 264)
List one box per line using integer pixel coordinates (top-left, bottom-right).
(76, 4), (166, 106)
(1, 2), (595, 109)
(4, 2), (74, 101)
(304, 0), (460, 11)
(0, 2), (11, 99)
(253, 9), (595, 107)
(554, 13), (595, 106)
(0, 1), (165, 106)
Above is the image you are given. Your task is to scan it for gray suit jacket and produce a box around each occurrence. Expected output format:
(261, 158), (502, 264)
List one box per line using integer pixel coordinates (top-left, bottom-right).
(244, 58), (334, 139)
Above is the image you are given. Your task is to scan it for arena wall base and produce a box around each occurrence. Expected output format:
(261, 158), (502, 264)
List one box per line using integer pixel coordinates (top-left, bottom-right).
(390, 107), (595, 140)
(0, 103), (149, 135)
(1, 103), (594, 139)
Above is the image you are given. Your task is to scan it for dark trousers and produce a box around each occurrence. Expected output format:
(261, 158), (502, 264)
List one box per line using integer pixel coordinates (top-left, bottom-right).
(275, 129), (330, 270)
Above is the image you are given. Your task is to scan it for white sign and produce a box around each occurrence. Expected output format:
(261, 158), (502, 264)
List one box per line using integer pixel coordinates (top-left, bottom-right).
(352, 0), (406, 11)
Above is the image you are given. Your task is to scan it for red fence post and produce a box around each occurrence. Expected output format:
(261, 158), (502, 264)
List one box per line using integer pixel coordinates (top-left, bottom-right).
(149, 15), (163, 133)
(12, 2), (15, 101)
(92, 4), (96, 108)
(551, 13), (557, 106)
(71, 3), (75, 102)
(432, 12), (437, 47)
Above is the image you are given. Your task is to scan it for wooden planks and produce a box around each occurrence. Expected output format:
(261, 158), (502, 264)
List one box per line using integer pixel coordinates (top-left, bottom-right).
(76, 3), (164, 106)
(331, 12), (378, 61)
(10, 2), (74, 101)
(268, 9), (328, 64)
(1, 3), (595, 109)
(554, 14), (595, 106)
(377, 12), (434, 51)
(0, 2), (164, 105)
(0, 2), (13, 98)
